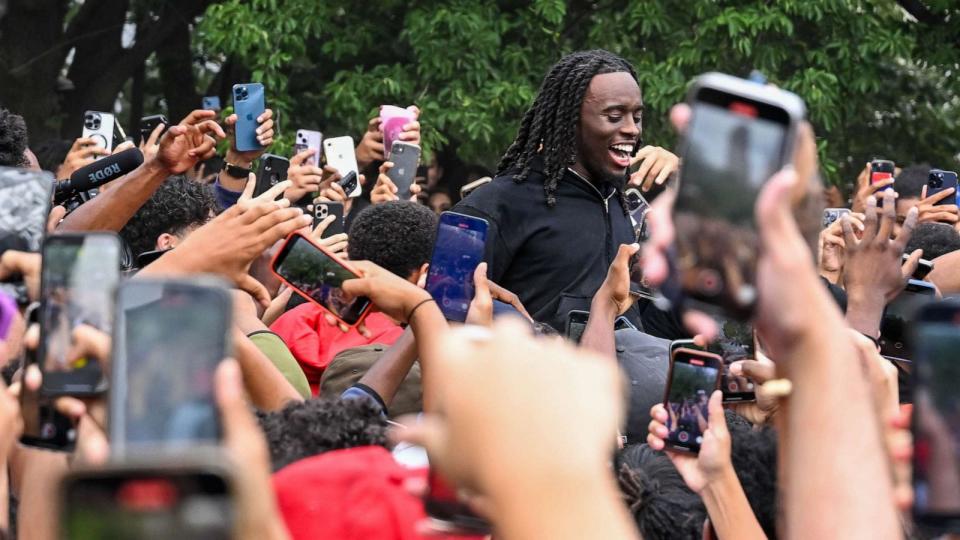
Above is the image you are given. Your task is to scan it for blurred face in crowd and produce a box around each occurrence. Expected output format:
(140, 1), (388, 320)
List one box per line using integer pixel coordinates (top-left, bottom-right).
(429, 191), (452, 215)
(896, 196), (920, 235)
(574, 71), (642, 185)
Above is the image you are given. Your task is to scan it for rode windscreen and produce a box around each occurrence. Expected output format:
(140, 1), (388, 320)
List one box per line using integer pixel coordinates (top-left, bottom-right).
(54, 148), (143, 202)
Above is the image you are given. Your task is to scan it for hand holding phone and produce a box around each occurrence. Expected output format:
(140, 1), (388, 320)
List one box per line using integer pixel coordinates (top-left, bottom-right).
(928, 169), (959, 206)
(295, 129), (323, 167)
(386, 142), (421, 199)
(323, 136), (361, 198)
(81, 111), (116, 157)
(232, 83), (266, 152)
(870, 159), (896, 188)
(661, 347), (722, 453)
(253, 154), (290, 199)
(380, 105), (417, 159)
(313, 202), (345, 238)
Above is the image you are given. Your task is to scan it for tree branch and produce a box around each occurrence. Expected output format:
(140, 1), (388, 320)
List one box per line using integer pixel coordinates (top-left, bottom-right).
(895, 0), (941, 24)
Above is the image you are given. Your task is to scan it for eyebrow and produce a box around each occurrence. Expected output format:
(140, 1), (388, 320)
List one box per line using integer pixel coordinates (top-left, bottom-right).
(601, 103), (644, 113)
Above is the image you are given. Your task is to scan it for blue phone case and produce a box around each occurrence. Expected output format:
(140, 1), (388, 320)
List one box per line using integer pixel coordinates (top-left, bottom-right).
(232, 83), (265, 152)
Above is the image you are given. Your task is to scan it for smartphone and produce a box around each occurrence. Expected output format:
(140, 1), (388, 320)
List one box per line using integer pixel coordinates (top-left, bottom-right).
(662, 347), (723, 453)
(424, 212), (489, 322)
(380, 105), (416, 159)
(822, 207), (851, 229)
(459, 177), (491, 199)
(565, 310), (590, 343)
(232, 83), (265, 153)
(201, 96), (222, 111)
(615, 316), (637, 331)
(673, 72), (805, 319)
(423, 468), (491, 535)
(912, 299), (960, 528)
(883, 355), (913, 404)
(253, 154), (289, 199)
(323, 136), (360, 197)
(880, 279), (937, 361)
(337, 171), (359, 198)
(294, 129), (323, 167)
(904, 252), (935, 281)
(109, 279), (232, 454)
(711, 315), (757, 403)
(928, 169), (959, 206)
(870, 159), (896, 189)
(60, 461), (234, 539)
(82, 111), (115, 156)
(139, 115), (169, 146)
(387, 142), (421, 199)
(38, 233), (120, 396)
(625, 188), (651, 241)
(627, 252), (657, 301)
(270, 233), (372, 327)
(0, 168), (54, 304)
(313, 202), (345, 238)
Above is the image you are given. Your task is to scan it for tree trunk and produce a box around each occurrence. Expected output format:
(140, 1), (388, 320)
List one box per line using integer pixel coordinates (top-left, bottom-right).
(156, 18), (199, 123)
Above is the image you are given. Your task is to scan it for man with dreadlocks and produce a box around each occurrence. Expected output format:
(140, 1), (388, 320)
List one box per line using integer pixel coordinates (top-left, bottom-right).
(453, 49), (681, 335)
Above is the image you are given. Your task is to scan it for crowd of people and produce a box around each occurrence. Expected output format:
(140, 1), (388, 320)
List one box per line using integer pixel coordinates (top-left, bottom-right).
(0, 45), (958, 539)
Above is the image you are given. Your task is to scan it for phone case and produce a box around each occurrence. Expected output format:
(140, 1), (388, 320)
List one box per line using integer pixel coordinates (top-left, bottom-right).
(380, 106), (416, 160)
(82, 111), (115, 157)
(295, 129), (323, 167)
(202, 96), (222, 111)
(662, 348), (723, 453)
(928, 170), (958, 206)
(314, 202), (345, 238)
(232, 83), (265, 152)
(323, 136), (360, 197)
(253, 154), (290, 198)
(387, 142), (421, 199)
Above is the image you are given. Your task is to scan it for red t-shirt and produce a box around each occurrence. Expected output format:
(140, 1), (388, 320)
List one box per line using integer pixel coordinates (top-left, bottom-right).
(270, 303), (404, 395)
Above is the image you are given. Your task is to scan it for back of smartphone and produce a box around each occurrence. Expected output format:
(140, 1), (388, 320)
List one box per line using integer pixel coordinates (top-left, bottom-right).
(253, 154), (290, 198)
(565, 310), (590, 343)
(82, 111), (115, 157)
(387, 142), (421, 199)
(39, 233), (121, 396)
(139, 115), (169, 145)
(425, 212), (489, 322)
(323, 136), (360, 197)
(673, 73), (805, 319)
(880, 279), (937, 361)
(295, 129), (322, 167)
(232, 83), (265, 152)
(870, 159), (896, 188)
(928, 169), (959, 206)
(313, 201), (345, 238)
(109, 279), (232, 455)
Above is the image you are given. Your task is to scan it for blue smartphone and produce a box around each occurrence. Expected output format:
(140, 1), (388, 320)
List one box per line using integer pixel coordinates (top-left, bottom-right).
(928, 169), (959, 206)
(425, 212), (489, 322)
(232, 83), (265, 152)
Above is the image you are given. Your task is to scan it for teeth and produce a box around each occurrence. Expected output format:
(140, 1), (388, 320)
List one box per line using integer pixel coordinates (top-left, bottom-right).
(611, 144), (634, 153)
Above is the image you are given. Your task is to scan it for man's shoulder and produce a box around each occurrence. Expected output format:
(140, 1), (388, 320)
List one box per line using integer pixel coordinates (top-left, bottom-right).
(454, 171), (542, 218)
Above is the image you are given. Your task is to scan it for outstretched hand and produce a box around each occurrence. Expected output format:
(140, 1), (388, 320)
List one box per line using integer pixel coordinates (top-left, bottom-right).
(155, 110), (226, 174)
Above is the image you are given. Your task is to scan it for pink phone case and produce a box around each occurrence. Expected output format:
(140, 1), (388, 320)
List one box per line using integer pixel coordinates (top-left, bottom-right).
(380, 105), (416, 159)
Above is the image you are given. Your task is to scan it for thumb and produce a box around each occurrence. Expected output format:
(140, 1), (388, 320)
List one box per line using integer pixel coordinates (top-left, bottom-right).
(614, 242), (640, 269)
(729, 359), (775, 385)
(706, 390), (726, 434)
(901, 249), (923, 281)
(389, 414), (448, 463)
(238, 273), (270, 309)
(756, 168), (801, 249)
(473, 262), (490, 301)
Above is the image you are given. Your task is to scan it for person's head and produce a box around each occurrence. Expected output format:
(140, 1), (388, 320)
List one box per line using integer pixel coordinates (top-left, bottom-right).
(256, 397), (388, 471)
(426, 155), (443, 190)
(0, 108), (30, 168)
(32, 139), (72, 177)
(347, 200), (437, 283)
(905, 222), (960, 261)
(616, 444), (706, 540)
(118, 175), (218, 261)
(428, 190), (452, 215)
(498, 49), (640, 206)
(894, 164), (931, 224)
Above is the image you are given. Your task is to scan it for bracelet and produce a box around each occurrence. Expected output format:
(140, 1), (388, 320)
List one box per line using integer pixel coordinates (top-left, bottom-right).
(405, 297), (436, 323)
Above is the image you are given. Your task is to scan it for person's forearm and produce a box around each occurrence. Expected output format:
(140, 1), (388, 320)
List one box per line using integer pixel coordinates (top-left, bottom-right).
(408, 301), (448, 412)
(233, 330), (302, 410)
(701, 469), (767, 540)
(844, 288), (885, 338)
(16, 448), (68, 540)
(581, 296), (619, 361)
(356, 327), (417, 408)
(58, 160), (168, 232)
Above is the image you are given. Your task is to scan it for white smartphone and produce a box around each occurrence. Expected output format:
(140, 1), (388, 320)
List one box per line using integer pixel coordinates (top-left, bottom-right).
(323, 135), (360, 198)
(295, 129), (323, 167)
(81, 111), (115, 158)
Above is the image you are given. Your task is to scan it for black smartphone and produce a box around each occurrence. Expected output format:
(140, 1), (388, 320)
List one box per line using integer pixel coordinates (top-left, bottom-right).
(870, 159), (896, 189)
(879, 279), (937, 361)
(424, 212), (489, 322)
(108, 279), (232, 455)
(912, 299), (960, 529)
(313, 201), (345, 238)
(673, 72), (805, 319)
(928, 169), (959, 206)
(270, 233), (372, 327)
(138, 115), (169, 145)
(253, 154), (290, 199)
(565, 309), (590, 343)
(624, 188), (651, 241)
(0, 168), (54, 304)
(38, 233), (120, 396)
(60, 461), (233, 540)
(662, 347), (723, 453)
(904, 252), (934, 281)
(615, 316), (637, 331)
(423, 468), (491, 535)
(337, 171), (359, 197)
(387, 142), (421, 200)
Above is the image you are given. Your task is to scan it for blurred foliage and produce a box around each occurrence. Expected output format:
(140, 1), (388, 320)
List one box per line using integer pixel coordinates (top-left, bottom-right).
(196, 0), (960, 185)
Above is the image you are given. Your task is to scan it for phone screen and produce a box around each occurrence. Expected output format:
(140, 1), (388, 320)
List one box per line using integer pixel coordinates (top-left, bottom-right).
(880, 280), (937, 361)
(0, 168), (53, 302)
(425, 212), (489, 322)
(913, 303), (960, 524)
(664, 349), (721, 453)
(39, 234), (120, 394)
(711, 316), (756, 402)
(674, 82), (796, 318)
(272, 234), (371, 325)
(110, 280), (230, 453)
(565, 310), (590, 343)
(62, 470), (232, 540)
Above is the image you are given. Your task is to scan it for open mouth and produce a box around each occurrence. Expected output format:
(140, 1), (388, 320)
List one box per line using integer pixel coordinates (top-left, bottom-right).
(608, 143), (635, 168)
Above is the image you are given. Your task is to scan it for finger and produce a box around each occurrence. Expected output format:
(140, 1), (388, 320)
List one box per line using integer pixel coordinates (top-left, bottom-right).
(921, 184), (928, 200)
(682, 310), (718, 342)
(894, 206), (920, 252)
(728, 360), (775, 384)
(112, 141), (135, 155)
(76, 414), (110, 466)
(180, 109), (218, 126)
(238, 273), (271, 309)
(146, 122), (165, 148)
(194, 119), (227, 140)
(669, 103), (692, 133)
(901, 249), (923, 281)
(290, 148), (313, 166)
(388, 415), (446, 456)
(256, 109), (274, 123)
(646, 432), (665, 451)
(224, 114), (238, 127)
(634, 155), (657, 191)
(653, 158), (674, 186)
(54, 396), (87, 419)
(379, 161), (394, 175)
(706, 390), (726, 433)
(840, 214), (858, 248)
(861, 195), (879, 244)
(46, 205), (67, 233)
(876, 190), (898, 241)
(923, 187), (955, 205)
(25, 363), (42, 392)
(256, 180), (294, 205)
(867, 178), (895, 195)
(312, 215), (337, 239)
(239, 172), (257, 203)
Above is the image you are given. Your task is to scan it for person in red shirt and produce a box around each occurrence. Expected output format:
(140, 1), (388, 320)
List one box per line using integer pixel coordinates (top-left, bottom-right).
(271, 201), (437, 394)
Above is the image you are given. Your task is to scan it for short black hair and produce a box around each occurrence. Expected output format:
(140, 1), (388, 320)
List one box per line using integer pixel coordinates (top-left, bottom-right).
(119, 175), (218, 260)
(616, 444), (706, 540)
(32, 139), (71, 175)
(906, 222), (960, 260)
(727, 411), (778, 539)
(347, 201), (437, 279)
(256, 397), (388, 471)
(0, 108), (29, 167)
(895, 164), (931, 199)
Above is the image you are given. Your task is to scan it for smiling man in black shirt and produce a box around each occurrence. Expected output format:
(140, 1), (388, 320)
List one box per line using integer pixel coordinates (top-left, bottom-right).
(454, 49), (683, 336)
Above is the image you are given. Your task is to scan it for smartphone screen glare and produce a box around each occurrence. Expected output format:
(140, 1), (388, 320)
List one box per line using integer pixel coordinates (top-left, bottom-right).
(425, 213), (488, 322)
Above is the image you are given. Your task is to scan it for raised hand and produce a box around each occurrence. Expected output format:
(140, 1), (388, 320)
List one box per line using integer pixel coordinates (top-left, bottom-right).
(916, 184), (960, 226)
(224, 108), (275, 166)
(628, 145), (679, 192)
(370, 161), (423, 204)
(285, 148), (324, 203)
(58, 137), (109, 178)
(155, 110), (226, 174)
(851, 162), (895, 214)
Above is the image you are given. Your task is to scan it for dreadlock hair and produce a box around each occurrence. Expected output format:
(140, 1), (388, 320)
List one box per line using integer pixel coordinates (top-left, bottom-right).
(497, 49), (638, 207)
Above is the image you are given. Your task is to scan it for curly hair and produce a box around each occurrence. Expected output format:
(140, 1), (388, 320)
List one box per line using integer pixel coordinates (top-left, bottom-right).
(32, 139), (72, 175)
(727, 412), (778, 539)
(0, 108), (30, 167)
(348, 200), (437, 279)
(497, 50), (638, 207)
(894, 164), (932, 199)
(256, 397), (388, 471)
(906, 222), (960, 260)
(119, 175), (218, 260)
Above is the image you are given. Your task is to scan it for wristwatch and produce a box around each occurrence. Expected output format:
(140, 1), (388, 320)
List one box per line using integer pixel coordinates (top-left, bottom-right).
(223, 162), (252, 179)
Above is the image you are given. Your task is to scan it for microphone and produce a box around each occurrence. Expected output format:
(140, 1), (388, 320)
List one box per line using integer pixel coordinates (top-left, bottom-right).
(54, 148), (144, 203)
